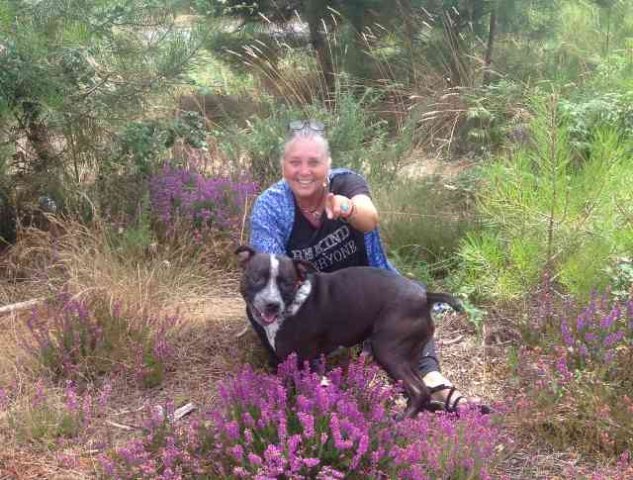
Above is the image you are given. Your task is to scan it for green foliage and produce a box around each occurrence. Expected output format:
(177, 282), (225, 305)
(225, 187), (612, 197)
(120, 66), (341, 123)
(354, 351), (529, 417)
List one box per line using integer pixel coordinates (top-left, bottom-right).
(115, 112), (208, 174)
(106, 207), (157, 259)
(493, 0), (633, 84)
(461, 80), (528, 153)
(606, 257), (633, 302)
(456, 95), (633, 300)
(0, 0), (202, 218)
(376, 174), (477, 281)
(560, 90), (633, 153)
(10, 395), (84, 448)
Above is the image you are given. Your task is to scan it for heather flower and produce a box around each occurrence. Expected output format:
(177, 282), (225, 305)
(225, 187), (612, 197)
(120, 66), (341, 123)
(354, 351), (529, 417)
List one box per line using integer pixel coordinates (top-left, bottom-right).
(102, 355), (503, 479)
(23, 293), (176, 388)
(149, 164), (258, 240)
(64, 381), (79, 412)
(98, 382), (113, 408)
(557, 292), (632, 378)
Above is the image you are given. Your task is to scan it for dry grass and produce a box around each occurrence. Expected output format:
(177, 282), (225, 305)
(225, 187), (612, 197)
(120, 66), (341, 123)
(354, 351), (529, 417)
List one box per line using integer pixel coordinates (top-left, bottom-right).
(0, 217), (236, 317)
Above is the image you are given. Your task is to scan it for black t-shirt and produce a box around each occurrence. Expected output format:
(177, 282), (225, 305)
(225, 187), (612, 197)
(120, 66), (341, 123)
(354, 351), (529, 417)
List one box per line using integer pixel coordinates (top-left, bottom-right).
(286, 173), (370, 272)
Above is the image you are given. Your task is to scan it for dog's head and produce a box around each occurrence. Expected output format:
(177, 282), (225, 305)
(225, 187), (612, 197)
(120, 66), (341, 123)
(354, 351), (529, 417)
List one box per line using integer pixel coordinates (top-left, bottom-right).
(235, 246), (315, 327)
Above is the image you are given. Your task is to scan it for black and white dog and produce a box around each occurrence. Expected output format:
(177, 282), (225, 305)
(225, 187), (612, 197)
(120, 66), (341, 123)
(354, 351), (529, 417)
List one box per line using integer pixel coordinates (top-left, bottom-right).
(235, 245), (463, 418)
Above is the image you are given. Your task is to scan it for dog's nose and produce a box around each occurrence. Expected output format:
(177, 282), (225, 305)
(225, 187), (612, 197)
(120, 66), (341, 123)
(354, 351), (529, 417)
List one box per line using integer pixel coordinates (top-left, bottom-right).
(264, 302), (281, 314)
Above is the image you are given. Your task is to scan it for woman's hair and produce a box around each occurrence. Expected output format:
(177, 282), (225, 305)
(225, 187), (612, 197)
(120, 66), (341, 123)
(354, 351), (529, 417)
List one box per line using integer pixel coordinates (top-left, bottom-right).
(281, 127), (332, 166)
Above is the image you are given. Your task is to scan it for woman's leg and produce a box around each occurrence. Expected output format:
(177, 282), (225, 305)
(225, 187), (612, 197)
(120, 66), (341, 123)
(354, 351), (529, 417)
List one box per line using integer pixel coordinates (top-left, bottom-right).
(420, 338), (489, 413)
(419, 337), (441, 376)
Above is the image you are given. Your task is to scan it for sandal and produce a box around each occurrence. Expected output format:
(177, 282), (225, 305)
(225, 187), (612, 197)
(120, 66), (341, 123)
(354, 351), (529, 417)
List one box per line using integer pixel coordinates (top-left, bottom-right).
(428, 385), (492, 415)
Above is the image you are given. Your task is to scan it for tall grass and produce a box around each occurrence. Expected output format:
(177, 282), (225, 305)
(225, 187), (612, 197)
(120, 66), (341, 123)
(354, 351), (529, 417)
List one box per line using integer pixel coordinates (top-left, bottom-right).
(376, 174), (477, 284)
(4, 216), (228, 318)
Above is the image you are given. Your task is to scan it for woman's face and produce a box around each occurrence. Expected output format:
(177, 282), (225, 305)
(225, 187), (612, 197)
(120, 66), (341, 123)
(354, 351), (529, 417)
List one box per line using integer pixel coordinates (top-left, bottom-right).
(282, 137), (330, 200)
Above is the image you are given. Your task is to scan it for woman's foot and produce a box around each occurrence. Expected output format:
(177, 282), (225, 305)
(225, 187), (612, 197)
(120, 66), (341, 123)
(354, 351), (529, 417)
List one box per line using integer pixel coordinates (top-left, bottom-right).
(423, 372), (491, 414)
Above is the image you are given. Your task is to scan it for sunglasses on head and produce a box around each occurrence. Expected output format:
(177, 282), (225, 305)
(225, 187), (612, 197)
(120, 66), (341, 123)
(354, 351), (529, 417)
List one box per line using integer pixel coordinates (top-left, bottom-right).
(288, 120), (325, 133)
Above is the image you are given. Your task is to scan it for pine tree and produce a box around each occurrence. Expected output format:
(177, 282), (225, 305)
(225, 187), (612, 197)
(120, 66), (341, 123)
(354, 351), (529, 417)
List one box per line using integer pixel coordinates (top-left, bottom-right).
(0, 0), (201, 210)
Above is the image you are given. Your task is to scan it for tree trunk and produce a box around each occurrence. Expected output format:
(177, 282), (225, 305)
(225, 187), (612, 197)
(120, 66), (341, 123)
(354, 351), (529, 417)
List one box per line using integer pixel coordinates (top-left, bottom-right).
(21, 101), (58, 174)
(397, 0), (417, 84)
(305, 0), (335, 96)
(483, 8), (497, 85)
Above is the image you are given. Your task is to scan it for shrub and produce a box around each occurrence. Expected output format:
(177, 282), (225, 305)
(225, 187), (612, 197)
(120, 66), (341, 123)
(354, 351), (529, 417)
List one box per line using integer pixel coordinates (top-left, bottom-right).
(101, 356), (503, 479)
(24, 292), (175, 387)
(7, 379), (111, 449)
(513, 289), (633, 457)
(149, 164), (258, 243)
(456, 95), (633, 300)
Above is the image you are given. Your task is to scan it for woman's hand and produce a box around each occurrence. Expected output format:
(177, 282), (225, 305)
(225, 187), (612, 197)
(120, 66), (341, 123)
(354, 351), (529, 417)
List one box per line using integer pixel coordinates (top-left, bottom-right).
(325, 193), (379, 233)
(325, 193), (353, 220)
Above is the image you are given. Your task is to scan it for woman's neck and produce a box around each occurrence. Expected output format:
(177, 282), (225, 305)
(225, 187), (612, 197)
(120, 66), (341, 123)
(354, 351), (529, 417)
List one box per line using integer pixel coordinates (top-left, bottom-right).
(296, 188), (327, 211)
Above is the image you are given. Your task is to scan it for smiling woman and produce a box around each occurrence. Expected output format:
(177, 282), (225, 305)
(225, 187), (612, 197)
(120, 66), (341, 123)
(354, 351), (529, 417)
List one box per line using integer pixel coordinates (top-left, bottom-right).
(245, 120), (489, 414)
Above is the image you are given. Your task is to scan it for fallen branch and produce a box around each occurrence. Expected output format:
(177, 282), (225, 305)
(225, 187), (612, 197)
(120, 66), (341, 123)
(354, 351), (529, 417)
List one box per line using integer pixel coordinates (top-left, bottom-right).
(0, 298), (43, 316)
(105, 419), (137, 431)
(235, 320), (250, 338)
(172, 402), (196, 421)
(439, 334), (464, 346)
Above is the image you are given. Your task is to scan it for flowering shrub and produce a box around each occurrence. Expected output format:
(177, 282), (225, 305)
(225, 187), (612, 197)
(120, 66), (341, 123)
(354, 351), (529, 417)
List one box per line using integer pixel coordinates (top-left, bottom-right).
(513, 290), (633, 456)
(25, 293), (175, 387)
(559, 292), (633, 375)
(102, 356), (503, 479)
(8, 379), (111, 448)
(149, 165), (258, 240)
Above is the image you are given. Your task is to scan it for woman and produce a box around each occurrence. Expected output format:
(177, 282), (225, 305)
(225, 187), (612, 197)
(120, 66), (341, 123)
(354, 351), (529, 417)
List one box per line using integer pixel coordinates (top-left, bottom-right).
(248, 120), (486, 413)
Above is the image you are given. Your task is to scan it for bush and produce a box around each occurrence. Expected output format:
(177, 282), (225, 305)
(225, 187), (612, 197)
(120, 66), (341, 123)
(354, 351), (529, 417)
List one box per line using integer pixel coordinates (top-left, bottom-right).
(24, 292), (175, 388)
(456, 95), (633, 300)
(101, 356), (503, 479)
(513, 288), (633, 457)
(6, 379), (111, 449)
(149, 164), (258, 244)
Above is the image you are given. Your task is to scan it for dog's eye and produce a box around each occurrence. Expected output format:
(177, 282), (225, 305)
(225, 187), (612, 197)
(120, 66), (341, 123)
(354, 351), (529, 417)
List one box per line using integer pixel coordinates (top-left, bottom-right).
(279, 279), (293, 289)
(249, 275), (266, 286)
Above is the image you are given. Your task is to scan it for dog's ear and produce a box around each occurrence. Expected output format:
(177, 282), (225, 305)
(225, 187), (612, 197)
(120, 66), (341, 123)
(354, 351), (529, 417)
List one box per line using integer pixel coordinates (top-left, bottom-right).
(293, 259), (317, 281)
(235, 245), (256, 268)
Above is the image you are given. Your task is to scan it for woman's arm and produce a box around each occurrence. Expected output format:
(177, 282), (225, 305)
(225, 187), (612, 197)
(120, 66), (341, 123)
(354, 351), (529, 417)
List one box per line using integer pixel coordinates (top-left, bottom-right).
(249, 193), (290, 254)
(325, 193), (379, 233)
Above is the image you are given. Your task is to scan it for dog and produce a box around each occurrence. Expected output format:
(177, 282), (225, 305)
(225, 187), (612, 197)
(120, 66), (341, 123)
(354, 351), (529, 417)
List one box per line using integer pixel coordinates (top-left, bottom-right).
(235, 245), (463, 418)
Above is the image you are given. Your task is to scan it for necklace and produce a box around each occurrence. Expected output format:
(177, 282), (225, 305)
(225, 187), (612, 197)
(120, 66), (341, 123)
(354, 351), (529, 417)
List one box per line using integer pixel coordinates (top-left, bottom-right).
(299, 205), (323, 220)
(297, 190), (326, 222)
